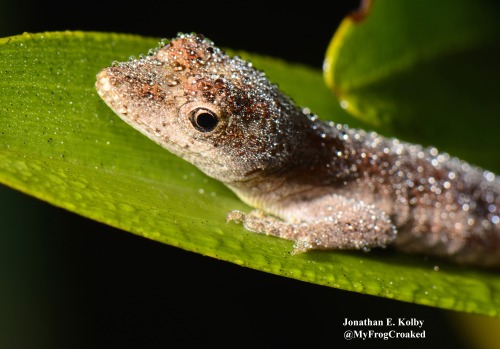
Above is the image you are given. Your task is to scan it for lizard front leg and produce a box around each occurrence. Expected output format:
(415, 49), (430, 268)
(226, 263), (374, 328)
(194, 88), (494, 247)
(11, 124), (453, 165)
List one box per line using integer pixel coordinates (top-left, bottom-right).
(227, 194), (397, 253)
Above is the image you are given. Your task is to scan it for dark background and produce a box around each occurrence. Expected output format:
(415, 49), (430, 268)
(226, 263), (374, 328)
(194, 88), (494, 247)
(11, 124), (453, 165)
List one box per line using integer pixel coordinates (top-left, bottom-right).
(0, 1), (490, 348)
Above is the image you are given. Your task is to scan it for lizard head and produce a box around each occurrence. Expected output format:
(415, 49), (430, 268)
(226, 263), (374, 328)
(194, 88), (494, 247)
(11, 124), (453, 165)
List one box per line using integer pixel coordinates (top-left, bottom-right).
(96, 33), (303, 183)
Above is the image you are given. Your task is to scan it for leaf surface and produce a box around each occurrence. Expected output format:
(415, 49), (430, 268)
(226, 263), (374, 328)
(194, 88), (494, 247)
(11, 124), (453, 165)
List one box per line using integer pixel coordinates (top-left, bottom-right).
(0, 31), (499, 316)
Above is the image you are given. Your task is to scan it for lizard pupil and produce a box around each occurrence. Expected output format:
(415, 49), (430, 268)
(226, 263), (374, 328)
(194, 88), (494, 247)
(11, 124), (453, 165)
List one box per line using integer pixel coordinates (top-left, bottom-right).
(191, 108), (218, 132)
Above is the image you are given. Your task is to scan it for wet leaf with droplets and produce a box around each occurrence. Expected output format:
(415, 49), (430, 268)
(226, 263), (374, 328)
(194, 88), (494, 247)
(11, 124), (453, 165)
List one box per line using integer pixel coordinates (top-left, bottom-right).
(0, 31), (499, 317)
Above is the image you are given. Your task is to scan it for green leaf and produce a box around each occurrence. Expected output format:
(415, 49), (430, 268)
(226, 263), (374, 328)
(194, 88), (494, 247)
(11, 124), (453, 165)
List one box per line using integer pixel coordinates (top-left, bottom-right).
(1, 31), (499, 317)
(324, 0), (500, 172)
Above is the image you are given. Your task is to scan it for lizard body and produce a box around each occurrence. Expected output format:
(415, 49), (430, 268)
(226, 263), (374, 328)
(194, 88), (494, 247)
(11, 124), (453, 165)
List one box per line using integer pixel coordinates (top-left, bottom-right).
(96, 34), (500, 267)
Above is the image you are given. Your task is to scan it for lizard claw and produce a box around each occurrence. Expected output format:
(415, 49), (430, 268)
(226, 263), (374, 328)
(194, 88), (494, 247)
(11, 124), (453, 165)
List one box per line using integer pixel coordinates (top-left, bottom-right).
(226, 210), (246, 224)
(292, 240), (314, 255)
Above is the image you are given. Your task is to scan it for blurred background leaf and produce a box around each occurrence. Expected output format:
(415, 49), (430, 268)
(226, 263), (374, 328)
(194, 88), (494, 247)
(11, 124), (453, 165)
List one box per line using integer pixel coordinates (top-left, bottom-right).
(324, 0), (500, 172)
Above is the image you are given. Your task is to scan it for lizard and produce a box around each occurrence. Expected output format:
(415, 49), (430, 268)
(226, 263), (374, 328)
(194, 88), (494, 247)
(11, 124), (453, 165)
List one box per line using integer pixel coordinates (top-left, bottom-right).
(96, 33), (500, 267)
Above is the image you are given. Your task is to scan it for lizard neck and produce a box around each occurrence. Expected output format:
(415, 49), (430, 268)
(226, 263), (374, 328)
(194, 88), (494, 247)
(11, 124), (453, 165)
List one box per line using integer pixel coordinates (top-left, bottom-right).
(226, 117), (351, 212)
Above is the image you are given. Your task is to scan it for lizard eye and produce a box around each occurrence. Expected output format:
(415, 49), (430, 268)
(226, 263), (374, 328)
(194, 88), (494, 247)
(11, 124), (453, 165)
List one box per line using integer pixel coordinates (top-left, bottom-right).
(190, 108), (219, 132)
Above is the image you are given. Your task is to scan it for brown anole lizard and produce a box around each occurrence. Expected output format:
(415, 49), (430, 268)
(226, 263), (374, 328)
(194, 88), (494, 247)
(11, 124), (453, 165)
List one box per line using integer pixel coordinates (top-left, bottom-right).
(96, 34), (500, 267)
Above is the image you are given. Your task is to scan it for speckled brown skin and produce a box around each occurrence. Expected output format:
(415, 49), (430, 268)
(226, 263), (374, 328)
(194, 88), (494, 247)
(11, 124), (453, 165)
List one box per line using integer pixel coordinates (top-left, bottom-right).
(96, 34), (500, 267)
